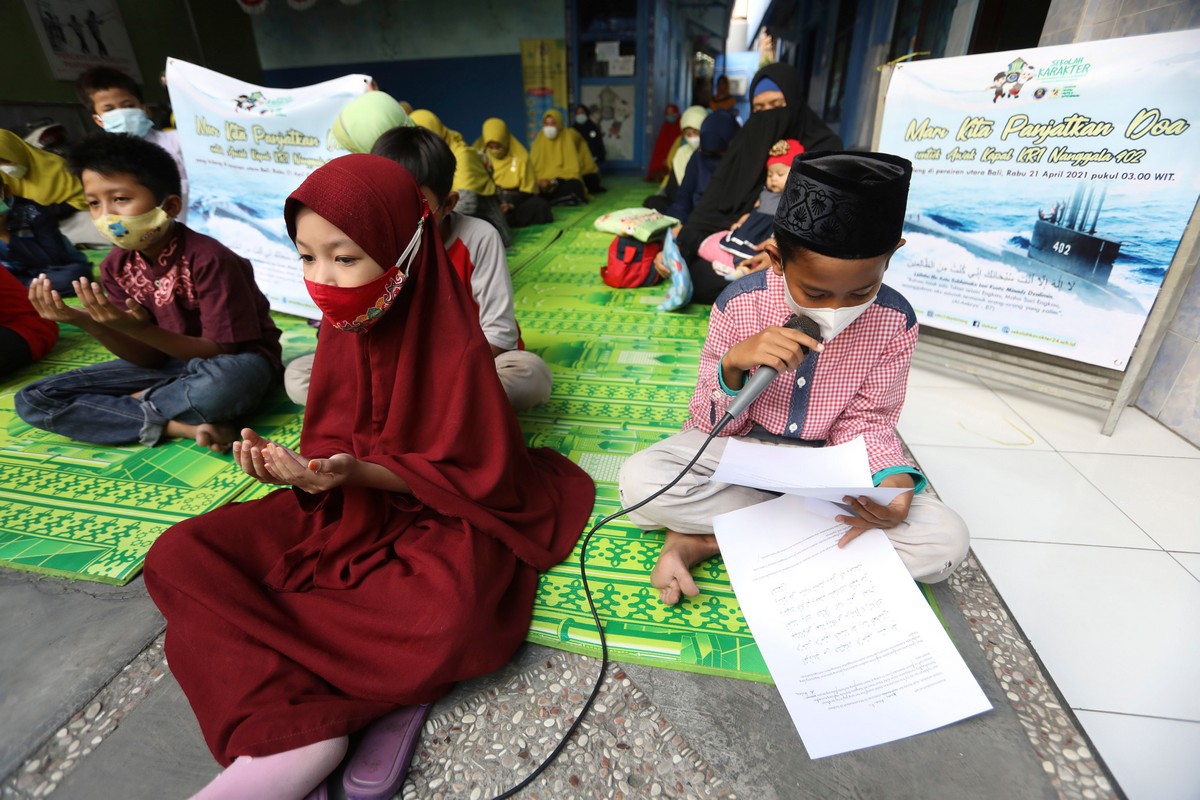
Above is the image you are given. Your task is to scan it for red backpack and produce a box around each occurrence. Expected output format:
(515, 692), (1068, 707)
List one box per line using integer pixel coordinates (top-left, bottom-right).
(602, 236), (663, 288)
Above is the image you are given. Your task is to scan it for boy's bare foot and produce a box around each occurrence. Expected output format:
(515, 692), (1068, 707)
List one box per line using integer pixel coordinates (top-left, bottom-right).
(194, 423), (238, 453)
(651, 531), (720, 605)
(165, 420), (239, 452)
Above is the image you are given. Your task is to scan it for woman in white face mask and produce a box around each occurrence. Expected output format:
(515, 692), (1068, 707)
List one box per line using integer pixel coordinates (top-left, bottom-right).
(530, 110), (596, 205)
(473, 117), (553, 228)
(644, 104), (709, 213)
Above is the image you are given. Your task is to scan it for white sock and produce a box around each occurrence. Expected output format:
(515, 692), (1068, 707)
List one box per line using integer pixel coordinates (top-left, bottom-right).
(189, 736), (348, 800)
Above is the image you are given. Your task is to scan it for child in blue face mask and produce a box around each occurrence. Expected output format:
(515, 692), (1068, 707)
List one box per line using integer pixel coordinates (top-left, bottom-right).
(14, 134), (281, 452)
(75, 67), (189, 223)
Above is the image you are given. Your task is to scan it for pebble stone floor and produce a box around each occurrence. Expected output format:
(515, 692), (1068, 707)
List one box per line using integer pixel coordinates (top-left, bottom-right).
(2, 544), (1114, 800)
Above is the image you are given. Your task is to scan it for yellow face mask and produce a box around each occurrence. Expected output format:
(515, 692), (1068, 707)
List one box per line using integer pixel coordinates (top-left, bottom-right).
(92, 206), (171, 250)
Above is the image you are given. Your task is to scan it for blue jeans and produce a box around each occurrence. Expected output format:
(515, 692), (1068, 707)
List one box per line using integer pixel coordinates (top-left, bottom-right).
(14, 353), (277, 446)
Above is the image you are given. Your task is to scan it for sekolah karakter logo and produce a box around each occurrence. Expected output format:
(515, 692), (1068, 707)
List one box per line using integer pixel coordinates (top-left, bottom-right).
(990, 57), (1037, 102)
(231, 90), (294, 116)
(988, 53), (1093, 104)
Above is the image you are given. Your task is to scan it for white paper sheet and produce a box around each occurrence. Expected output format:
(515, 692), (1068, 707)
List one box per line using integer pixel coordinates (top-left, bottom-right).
(594, 41), (620, 60)
(709, 436), (910, 507)
(609, 55), (636, 76)
(713, 495), (991, 758)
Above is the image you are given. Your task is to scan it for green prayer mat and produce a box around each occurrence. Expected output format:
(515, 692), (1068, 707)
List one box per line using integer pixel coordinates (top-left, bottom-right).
(512, 179), (943, 683)
(510, 214), (774, 680)
(0, 177), (939, 684)
(0, 313), (313, 584)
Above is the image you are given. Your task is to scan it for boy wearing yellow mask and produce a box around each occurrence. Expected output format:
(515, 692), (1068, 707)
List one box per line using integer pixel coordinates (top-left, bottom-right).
(15, 134), (281, 452)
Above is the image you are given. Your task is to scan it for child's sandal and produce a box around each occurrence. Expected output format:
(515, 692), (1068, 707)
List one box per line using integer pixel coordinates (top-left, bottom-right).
(342, 704), (432, 800)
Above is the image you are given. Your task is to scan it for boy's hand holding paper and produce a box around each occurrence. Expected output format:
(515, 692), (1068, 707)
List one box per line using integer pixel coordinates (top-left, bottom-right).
(710, 436), (913, 527)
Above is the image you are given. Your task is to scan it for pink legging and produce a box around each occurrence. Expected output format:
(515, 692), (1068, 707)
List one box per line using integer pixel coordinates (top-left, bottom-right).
(698, 230), (738, 270)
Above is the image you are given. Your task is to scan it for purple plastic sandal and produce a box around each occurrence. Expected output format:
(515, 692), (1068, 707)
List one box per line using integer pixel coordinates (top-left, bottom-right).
(343, 704), (431, 800)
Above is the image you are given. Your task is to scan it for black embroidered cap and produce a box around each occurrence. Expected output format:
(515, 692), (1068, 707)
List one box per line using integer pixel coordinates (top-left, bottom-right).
(774, 150), (912, 259)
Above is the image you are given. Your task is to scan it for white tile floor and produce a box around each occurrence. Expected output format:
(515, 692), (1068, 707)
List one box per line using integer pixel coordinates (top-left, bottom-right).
(901, 363), (1200, 800)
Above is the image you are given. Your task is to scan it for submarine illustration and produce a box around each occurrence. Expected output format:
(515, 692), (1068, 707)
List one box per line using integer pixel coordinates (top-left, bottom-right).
(903, 181), (1141, 314)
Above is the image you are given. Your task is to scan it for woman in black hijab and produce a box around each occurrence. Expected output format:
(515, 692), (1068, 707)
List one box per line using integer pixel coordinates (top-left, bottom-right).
(674, 63), (842, 305)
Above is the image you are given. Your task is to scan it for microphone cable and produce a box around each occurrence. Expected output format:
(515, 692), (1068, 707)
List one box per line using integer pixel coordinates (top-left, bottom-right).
(493, 315), (818, 796)
(493, 410), (742, 798)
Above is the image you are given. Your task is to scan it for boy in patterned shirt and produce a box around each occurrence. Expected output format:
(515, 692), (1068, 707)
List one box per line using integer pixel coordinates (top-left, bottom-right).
(16, 134), (281, 451)
(620, 151), (969, 605)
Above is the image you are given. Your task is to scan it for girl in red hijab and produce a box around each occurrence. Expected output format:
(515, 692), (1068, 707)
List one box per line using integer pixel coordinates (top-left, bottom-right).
(644, 103), (681, 182)
(144, 154), (595, 800)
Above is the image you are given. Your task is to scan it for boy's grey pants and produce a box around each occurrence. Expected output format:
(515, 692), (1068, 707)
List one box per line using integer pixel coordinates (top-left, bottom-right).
(618, 428), (970, 584)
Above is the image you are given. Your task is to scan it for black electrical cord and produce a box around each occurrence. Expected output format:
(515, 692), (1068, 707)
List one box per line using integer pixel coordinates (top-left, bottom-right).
(492, 415), (735, 799)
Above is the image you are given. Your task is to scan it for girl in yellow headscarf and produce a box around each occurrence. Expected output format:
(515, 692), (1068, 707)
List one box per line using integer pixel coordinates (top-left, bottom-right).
(0, 129), (87, 210)
(645, 105), (709, 212)
(0, 129), (94, 292)
(408, 109), (511, 246)
(474, 118), (552, 228)
(530, 109), (598, 206)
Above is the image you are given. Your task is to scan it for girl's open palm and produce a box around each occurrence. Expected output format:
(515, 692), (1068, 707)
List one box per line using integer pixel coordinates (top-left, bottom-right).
(260, 442), (356, 494)
(232, 428), (289, 485)
(233, 428), (357, 493)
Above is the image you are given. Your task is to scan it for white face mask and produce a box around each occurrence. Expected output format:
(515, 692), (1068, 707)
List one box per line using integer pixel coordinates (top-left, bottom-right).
(782, 282), (877, 342)
(575, 113), (588, 125)
(685, 135), (700, 149)
(0, 164), (28, 180)
(100, 107), (154, 138)
(542, 125), (558, 140)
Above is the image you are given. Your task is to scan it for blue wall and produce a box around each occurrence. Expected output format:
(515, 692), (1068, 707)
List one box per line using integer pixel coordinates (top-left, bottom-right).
(250, 0), (565, 147)
(263, 55), (527, 149)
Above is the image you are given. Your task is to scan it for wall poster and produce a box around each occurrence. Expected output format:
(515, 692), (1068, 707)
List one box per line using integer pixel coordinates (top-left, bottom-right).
(580, 83), (635, 163)
(24, 0), (143, 82)
(520, 38), (568, 148)
(167, 58), (368, 318)
(878, 30), (1200, 370)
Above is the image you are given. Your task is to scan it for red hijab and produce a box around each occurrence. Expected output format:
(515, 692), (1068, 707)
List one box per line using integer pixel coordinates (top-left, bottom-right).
(276, 154), (594, 589)
(645, 103), (681, 181)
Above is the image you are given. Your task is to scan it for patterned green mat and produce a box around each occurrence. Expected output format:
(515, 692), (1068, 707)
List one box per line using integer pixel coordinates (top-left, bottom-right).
(503, 178), (780, 681)
(0, 313), (314, 584)
(0, 176), (888, 684)
(0, 181), (653, 586)
(514, 249), (771, 679)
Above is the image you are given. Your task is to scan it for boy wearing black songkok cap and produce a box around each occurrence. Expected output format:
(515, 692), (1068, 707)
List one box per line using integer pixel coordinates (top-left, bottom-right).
(619, 151), (969, 605)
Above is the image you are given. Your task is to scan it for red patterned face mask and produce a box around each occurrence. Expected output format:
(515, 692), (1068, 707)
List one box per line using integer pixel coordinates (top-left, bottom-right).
(304, 216), (425, 333)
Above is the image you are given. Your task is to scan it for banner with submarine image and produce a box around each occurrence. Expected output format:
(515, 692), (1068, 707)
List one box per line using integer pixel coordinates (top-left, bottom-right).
(166, 58), (370, 318)
(877, 29), (1200, 370)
